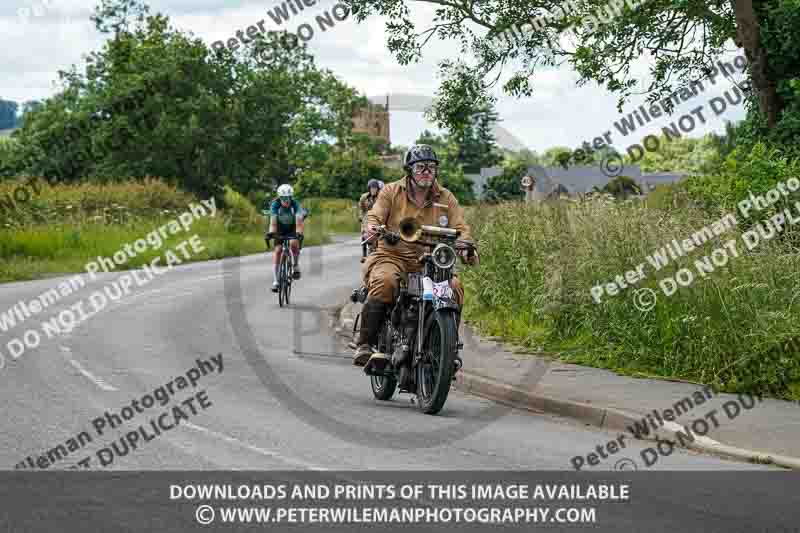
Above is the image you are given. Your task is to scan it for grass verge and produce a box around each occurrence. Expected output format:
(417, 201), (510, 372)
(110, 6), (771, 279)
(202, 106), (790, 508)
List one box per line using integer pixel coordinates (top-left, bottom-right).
(461, 199), (800, 399)
(0, 179), (358, 282)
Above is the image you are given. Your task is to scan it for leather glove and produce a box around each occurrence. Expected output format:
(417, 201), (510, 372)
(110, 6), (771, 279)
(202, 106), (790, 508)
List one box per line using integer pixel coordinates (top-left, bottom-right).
(458, 246), (479, 266)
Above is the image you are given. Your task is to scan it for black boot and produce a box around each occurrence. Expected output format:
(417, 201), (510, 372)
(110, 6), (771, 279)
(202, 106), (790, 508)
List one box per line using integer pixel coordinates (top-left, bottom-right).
(353, 299), (387, 366)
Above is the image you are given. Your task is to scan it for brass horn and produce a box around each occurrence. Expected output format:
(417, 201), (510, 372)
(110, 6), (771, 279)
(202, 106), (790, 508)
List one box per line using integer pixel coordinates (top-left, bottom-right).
(398, 217), (423, 242)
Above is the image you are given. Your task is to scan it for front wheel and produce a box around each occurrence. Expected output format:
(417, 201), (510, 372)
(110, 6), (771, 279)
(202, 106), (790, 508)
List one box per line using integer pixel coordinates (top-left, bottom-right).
(284, 255), (292, 305)
(278, 255), (289, 307)
(416, 311), (458, 414)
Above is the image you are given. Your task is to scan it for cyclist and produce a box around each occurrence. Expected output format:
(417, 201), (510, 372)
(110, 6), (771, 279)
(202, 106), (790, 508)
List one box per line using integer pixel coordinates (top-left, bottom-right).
(359, 179), (384, 262)
(263, 184), (304, 293)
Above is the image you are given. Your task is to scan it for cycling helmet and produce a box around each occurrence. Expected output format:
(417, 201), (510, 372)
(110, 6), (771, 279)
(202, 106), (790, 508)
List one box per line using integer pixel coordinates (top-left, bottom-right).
(277, 184), (293, 197)
(377, 180), (385, 189)
(367, 179), (380, 189)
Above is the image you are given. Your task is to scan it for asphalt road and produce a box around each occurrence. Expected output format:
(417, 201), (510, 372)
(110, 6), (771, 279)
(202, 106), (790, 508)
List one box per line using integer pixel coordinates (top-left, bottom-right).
(0, 236), (777, 472)
(3, 236), (798, 532)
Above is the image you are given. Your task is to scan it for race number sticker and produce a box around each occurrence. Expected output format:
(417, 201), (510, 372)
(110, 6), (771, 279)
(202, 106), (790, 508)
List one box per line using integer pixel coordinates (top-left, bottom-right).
(438, 215), (449, 227)
(432, 280), (453, 299)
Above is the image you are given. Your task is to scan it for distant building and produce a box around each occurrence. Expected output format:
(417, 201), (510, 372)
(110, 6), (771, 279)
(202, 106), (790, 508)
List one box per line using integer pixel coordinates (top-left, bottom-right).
(530, 165), (643, 196)
(0, 127), (18, 137)
(466, 166), (503, 199)
(638, 171), (691, 192)
(352, 95), (390, 146)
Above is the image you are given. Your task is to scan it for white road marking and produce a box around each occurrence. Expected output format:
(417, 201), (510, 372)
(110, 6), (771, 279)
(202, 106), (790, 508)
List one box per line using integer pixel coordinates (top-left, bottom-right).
(61, 347), (118, 391)
(49, 273), (232, 390)
(183, 422), (329, 471)
(112, 273), (231, 307)
(111, 289), (199, 310)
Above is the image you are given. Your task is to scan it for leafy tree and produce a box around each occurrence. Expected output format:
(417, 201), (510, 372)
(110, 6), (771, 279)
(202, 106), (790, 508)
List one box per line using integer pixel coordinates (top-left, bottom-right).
(541, 146), (574, 169)
(483, 158), (526, 201)
(345, 0), (799, 135)
(413, 130), (475, 202)
(294, 146), (397, 200)
(601, 175), (641, 198)
(513, 148), (544, 166)
(0, 137), (20, 178)
(11, 0), (362, 203)
(709, 120), (745, 161)
(452, 102), (502, 173)
(622, 134), (720, 174)
(18, 100), (43, 127)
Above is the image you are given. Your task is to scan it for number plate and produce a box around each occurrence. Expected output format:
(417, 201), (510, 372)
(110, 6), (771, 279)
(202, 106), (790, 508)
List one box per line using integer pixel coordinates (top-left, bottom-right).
(432, 280), (453, 299)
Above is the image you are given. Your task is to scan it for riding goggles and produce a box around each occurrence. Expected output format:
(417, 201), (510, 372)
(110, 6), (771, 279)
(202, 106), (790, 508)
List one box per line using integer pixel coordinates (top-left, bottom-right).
(411, 162), (438, 174)
(280, 196), (292, 202)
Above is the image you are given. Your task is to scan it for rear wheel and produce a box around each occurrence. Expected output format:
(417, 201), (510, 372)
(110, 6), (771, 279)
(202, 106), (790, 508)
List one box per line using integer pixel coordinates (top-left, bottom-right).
(370, 317), (397, 401)
(416, 311), (457, 414)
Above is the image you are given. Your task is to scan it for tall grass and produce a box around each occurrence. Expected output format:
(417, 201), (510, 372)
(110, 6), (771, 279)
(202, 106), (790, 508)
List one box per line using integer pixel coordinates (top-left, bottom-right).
(301, 197), (361, 235)
(0, 177), (195, 228)
(0, 179), (350, 282)
(461, 199), (800, 399)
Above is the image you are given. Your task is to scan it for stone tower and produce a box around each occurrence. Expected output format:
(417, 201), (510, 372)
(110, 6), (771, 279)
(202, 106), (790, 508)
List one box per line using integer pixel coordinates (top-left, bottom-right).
(352, 94), (390, 146)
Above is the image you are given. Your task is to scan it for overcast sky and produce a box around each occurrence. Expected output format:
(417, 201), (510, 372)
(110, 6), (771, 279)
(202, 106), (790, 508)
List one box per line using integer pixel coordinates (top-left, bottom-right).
(1, 0), (749, 153)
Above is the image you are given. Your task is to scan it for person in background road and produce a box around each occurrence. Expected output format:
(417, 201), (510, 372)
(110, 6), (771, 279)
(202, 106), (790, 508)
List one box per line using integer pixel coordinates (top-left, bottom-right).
(359, 179), (384, 262)
(263, 184), (304, 293)
(353, 144), (479, 366)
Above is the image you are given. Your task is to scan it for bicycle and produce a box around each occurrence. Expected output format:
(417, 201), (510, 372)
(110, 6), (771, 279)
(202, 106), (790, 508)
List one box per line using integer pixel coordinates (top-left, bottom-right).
(265, 233), (303, 307)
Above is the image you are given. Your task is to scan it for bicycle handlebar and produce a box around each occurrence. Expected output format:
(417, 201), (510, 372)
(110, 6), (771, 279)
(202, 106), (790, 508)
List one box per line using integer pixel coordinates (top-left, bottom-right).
(265, 233), (304, 247)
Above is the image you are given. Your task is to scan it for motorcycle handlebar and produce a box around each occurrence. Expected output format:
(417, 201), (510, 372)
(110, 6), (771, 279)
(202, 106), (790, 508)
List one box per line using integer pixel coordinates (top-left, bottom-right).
(366, 225), (477, 253)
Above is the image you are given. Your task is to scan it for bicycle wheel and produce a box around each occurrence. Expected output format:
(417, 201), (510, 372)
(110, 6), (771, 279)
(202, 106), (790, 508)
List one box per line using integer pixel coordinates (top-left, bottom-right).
(278, 254), (288, 307)
(283, 251), (292, 306)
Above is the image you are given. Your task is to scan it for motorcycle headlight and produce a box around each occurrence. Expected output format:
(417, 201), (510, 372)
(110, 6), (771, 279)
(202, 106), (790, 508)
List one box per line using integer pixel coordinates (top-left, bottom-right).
(432, 243), (456, 269)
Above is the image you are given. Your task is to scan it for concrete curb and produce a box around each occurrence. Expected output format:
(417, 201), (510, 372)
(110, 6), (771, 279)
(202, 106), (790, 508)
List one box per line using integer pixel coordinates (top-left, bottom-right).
(336, 302), (800, 470)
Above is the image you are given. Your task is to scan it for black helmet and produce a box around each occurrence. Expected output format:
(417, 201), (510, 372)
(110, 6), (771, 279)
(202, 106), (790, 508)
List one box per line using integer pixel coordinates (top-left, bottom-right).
(403, 144), (439, 170)
(367, 179), (380, 189)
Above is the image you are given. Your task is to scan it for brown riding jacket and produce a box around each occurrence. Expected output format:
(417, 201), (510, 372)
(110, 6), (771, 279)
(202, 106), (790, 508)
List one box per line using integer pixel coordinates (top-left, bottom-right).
(366, 177), (473, 264)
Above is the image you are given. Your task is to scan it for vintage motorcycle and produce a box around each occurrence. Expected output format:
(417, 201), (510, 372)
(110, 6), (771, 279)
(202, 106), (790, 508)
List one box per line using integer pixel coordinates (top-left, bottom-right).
(351, 217), (476, 414)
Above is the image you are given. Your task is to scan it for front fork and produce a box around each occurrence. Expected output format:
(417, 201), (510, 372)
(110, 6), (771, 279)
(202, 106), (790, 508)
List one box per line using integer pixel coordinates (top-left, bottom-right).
(412, 307), (464, 378)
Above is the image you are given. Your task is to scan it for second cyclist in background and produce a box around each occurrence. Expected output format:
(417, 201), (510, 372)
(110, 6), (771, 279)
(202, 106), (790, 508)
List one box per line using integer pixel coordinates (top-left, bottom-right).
(264, 184), (305, 292)
(359, 179), (384, 262)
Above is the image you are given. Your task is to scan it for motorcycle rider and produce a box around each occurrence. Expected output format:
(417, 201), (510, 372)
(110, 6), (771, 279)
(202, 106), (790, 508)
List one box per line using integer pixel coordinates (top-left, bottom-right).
(359, 179), (384, 262)
(264, 184), (304, 292)
(353, 144), (479, 366)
